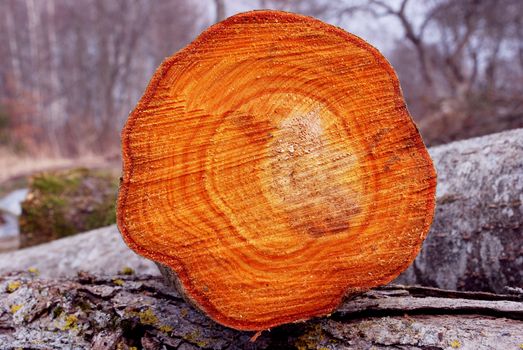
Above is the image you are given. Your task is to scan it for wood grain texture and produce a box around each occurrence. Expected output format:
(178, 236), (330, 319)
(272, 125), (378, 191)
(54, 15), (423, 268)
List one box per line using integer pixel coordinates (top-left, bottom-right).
(117, 10), (436, 330)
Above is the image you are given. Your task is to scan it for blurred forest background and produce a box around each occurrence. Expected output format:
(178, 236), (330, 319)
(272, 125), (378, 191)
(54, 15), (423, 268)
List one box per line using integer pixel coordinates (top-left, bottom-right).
(0, 0), (522, 162)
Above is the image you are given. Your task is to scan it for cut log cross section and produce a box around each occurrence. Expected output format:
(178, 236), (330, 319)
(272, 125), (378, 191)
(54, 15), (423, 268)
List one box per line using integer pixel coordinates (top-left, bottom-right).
(117, 10), (437, 330)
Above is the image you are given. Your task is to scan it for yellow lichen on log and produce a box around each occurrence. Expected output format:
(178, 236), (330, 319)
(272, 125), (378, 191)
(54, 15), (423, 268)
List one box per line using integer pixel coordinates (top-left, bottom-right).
(117, 10), (436, 330)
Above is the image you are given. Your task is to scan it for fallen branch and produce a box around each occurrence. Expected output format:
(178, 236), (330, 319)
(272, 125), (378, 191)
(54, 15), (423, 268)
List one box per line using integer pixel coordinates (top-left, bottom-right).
(1, 272), (521, 349)
(1, 129), (521, 294)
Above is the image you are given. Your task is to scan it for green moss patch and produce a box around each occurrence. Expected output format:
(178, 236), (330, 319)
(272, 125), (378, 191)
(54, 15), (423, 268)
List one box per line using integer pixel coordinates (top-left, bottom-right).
(19, 168), (119, 247)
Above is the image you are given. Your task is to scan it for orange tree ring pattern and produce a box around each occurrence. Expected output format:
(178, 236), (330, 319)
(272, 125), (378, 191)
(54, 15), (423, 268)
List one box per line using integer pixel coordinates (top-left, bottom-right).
(117, 10), (437, 331)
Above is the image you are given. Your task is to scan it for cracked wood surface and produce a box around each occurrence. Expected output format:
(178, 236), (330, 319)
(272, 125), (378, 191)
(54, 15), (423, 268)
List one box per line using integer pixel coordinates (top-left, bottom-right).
(0, 272), (521, 349)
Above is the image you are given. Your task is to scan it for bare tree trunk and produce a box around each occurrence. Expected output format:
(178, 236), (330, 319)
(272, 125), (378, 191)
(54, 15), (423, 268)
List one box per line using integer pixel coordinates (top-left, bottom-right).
(214, 0), (225, 23)
(396, 128), (523, 293)
(25, 0), (44, 140)
(45, 0), (64, 155)
(1, 272), (521, 349)
(4, 4), (22, 83)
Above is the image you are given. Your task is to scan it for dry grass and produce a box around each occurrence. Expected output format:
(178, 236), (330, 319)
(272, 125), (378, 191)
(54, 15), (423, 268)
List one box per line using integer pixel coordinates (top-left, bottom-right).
(0, 148), (119, 184)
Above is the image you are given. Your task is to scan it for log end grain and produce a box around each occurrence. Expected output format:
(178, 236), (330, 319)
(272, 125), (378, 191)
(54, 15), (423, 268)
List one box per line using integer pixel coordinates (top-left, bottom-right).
(117, 10), (436, 330)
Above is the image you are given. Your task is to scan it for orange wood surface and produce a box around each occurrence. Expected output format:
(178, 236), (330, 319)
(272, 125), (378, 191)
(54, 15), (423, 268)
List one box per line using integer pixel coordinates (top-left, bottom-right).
(117, 10), (436, 330)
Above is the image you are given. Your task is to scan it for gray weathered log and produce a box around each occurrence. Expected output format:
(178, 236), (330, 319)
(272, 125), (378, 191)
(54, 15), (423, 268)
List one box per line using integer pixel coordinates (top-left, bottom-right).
(0, 129), (521, 292)
(0, 272), (521, 350)
(0, 225), (158, 278)
(395, 128), (523, 293)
